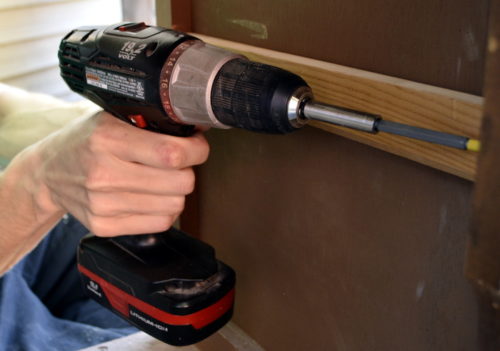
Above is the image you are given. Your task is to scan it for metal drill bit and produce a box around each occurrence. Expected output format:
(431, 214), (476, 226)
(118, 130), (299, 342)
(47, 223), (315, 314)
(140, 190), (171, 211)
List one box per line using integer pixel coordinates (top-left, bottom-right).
(302, 101), (480, 151)
(303, 101), (378, 133)
(376, 120), (469, 150)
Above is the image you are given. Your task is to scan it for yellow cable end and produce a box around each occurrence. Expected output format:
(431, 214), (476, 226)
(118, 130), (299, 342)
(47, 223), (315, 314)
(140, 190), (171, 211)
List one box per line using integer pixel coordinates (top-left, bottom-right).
(466, 139), (481, 152)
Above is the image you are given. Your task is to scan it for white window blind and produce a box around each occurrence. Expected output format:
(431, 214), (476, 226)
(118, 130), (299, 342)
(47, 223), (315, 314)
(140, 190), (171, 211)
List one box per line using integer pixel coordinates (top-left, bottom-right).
(0, 0), (122, 100)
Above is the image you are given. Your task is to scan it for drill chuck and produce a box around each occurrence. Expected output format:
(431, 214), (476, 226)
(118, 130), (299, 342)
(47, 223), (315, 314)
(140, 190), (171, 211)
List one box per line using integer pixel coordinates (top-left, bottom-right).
(210, 59), (312, 133)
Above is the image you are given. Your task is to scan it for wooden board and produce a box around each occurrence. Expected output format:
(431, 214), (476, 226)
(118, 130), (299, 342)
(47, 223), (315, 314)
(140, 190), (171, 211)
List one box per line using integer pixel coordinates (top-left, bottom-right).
(194, 34), (482, 181)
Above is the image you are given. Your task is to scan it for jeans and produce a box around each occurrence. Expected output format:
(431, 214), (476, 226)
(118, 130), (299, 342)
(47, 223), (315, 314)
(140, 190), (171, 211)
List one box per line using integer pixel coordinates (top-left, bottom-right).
(0, 215), (137, 351)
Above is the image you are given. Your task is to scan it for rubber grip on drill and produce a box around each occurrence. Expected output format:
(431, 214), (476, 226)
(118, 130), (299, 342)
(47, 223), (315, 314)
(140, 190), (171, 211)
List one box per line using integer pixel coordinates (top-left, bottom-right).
(211, 59), (309, 134)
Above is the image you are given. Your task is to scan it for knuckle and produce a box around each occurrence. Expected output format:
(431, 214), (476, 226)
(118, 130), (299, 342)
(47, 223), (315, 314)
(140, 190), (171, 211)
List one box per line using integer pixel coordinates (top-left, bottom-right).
(88, 126), (110, 153)
(87, 193), (115, 216)
(195, 136), (210, 163)
(85, 166), (112, 191)
(88, 113), (128, 151)
(170, 196), (185, 213)
(95, 111), (118, 128)
(159, 216), (175, 231)
(150, 216), (173, 233)
(157, 141), (185, 168)
(179, 168), (195, 194)
(86, 216), (113, 237)
(86, 193), (102, 215)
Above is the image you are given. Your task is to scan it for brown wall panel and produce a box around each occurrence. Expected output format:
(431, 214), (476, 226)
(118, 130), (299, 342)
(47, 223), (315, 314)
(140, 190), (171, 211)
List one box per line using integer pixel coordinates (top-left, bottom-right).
(189, 127), (479, 350)
(166, 1), (491, 349)
(192, 0), (489, 95)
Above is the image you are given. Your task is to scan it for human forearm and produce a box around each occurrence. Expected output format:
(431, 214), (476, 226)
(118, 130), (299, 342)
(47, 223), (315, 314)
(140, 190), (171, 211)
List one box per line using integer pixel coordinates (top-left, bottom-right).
(0, 147), (65, 274)
(0, 111), (209, 274)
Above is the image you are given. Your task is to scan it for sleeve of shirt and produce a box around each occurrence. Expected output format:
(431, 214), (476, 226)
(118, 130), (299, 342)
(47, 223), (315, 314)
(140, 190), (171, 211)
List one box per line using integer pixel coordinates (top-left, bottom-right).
(0, 215), (137, 351)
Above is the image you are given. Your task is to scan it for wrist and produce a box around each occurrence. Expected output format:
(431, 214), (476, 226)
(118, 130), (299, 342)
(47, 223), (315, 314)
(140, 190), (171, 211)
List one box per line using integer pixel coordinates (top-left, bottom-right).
(0, 146), (64, 239)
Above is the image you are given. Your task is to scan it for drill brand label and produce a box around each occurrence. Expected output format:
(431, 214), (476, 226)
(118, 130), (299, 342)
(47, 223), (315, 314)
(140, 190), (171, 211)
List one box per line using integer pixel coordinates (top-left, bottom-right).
(85, 67), (145, 100)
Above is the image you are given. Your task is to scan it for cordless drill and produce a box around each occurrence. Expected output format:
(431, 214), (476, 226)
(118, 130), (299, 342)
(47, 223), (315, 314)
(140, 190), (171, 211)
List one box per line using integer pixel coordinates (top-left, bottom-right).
(58, 22), (316, 346)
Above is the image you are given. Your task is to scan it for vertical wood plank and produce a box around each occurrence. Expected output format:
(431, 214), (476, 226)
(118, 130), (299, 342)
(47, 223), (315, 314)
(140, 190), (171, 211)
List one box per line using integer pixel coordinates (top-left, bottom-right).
(467, 0), (500, 348)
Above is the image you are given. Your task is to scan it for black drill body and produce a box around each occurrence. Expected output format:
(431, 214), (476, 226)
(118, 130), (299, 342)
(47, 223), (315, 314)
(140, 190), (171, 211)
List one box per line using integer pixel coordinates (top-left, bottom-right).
(60, 23), (196, 136)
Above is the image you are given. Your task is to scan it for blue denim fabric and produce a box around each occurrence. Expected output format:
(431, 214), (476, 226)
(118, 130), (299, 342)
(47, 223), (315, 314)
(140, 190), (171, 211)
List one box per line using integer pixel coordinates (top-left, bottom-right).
(0, 215), (137, 351)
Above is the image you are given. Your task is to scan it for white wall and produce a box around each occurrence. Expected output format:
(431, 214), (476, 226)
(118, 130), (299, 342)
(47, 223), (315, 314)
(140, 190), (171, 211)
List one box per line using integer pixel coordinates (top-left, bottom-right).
(0, 0), (122, 100)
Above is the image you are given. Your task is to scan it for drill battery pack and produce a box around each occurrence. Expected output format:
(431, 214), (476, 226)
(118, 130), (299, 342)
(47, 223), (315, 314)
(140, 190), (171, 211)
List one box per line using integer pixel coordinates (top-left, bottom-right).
(77, 228), (235, 346)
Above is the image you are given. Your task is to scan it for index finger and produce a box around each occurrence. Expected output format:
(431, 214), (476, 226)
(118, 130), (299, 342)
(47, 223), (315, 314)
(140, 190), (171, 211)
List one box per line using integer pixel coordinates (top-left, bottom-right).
(103, 116), (210, 169)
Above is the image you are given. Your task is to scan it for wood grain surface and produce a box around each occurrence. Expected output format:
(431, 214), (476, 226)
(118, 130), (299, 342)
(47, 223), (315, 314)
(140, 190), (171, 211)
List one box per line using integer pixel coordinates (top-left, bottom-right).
(195, 34), (482, 180)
